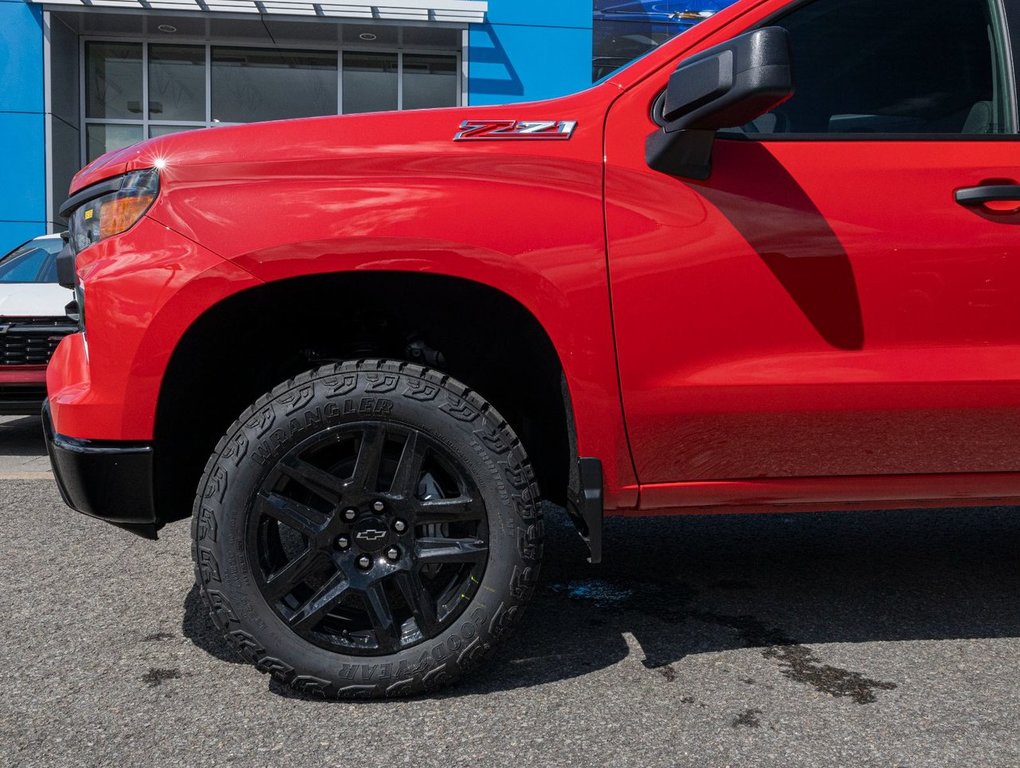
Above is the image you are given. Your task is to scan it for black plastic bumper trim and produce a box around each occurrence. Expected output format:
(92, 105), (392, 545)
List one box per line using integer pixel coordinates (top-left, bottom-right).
(42, 402), (159, 539)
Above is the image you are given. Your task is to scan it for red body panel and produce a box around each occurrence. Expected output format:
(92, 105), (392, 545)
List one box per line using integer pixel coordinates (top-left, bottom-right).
(47, 216), (262, 438)
(53, 93), (640, 507)
(48, 0), (1020, 515)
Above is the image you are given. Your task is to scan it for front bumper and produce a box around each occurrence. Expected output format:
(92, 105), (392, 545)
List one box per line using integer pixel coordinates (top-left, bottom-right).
(43, 401), (158, 538)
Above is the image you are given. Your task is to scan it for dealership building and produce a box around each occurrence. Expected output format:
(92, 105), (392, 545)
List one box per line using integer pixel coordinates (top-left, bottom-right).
(0, 0), (596, 253)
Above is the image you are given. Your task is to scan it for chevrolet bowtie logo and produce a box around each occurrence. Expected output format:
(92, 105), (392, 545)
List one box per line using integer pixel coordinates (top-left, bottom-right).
(356, 529), (386, 542)
(0, 324), (10, 335)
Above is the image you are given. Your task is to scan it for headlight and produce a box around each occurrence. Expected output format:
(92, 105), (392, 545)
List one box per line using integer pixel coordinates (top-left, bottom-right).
(67, 169), (159, 253)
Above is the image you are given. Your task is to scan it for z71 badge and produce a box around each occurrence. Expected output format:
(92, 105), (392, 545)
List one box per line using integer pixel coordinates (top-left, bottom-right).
(454, 120), (577, 141)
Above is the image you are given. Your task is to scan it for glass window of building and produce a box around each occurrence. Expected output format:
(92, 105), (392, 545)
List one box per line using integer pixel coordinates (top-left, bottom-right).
(211, 47), (339, 123)
(148, 45), (206, 123)
(82, 36), (461, 163)
(402, 54), (458, 111)
(149, 125), (202, 139)
(86, 42), (143, 120)
(342, 52), (399, 114)
(85, 123), (144, 164)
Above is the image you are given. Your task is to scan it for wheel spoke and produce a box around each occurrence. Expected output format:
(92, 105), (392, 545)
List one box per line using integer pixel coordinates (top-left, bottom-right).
(416, 536), (489, 565)
(348, 426), (386, 491)
(362, 581), (402, 652)
(390, 431), (427, 496)
(279, 456), (345, 504)
(394, 571), (439, 636)
(287, 569), (350, 632)
(264, 549), (324, 600)
(416, 496), (484, 524)
(257, 491), (328, 538)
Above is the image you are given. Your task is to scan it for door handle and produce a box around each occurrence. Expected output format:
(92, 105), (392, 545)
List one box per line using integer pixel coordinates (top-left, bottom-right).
(955, 184), (1020, 207)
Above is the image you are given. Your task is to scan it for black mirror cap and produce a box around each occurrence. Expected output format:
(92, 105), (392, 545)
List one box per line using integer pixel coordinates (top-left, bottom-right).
(662, 26), (794, 133)
(56, 240), (76, 290)
(646, 27), (794, 179)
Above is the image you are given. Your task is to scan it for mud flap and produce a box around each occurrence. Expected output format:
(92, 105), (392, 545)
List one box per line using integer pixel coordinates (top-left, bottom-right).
(566, 457), (603, 564)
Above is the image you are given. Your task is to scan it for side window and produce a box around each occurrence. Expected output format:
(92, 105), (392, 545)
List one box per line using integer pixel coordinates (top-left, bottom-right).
(740, 0), (1014, 136)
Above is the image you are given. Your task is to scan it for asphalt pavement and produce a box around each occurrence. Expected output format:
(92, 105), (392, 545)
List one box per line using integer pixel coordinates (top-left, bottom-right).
(2, 414), (1020, 767)
(0, 415), (52, 479)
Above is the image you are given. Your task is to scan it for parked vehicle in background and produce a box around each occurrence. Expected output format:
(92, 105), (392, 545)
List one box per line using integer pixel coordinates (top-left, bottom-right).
(46, 0), (1020, 699)
(593, 0), (737, 79)
(0, 235), (75, 415)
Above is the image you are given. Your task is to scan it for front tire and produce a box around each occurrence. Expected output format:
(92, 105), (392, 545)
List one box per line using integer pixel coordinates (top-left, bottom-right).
(191, 360), (543, 698)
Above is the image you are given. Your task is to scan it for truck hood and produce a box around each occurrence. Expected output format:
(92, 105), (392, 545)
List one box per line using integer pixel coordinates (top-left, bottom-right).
(68, 88), (618, 196)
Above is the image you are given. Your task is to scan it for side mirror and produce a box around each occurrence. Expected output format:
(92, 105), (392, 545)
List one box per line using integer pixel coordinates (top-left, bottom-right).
(646, 27), (794, 179)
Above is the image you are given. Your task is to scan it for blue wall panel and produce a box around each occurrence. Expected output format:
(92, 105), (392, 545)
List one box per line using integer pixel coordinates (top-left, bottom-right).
(0, 0), (46, 255)
(1, 111), (46, 219)
(0, 1), (44, 113)
(0, 221), (45, 256)
(483, 0), (591, 29)
(468, 0), (593, 105)
(468, 24), (592, 105)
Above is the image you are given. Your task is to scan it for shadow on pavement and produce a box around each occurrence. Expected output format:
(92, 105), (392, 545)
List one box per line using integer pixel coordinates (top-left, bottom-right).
(0, 415), (46, 457)
(182, 504), (1020, 702)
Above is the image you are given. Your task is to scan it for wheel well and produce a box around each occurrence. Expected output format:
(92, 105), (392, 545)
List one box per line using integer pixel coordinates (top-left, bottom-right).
(153, 272), (572, 524)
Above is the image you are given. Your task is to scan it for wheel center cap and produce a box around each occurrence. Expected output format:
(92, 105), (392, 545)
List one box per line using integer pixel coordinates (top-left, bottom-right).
(352, 517), (393, 553)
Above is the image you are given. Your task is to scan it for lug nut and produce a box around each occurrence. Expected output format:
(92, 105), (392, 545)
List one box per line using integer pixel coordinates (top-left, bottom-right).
(385, 547), (400, 562)
(393, 519), (407, 534)
(357, 555), (373, 570)
(373, 500), (385, 512)
(336, 535), (350, 550)
(343, 508), (358, 521)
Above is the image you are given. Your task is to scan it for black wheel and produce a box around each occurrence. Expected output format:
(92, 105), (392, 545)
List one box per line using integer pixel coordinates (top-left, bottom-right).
(191, 360), (543, 698)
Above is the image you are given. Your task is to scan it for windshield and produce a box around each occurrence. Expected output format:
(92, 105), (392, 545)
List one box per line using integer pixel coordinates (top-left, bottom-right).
(0, 238), (62, 284)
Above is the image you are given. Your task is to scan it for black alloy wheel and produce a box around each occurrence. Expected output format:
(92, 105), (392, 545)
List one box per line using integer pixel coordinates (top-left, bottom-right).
(192, 360), (544, 698)
(249, 421), (489, 656)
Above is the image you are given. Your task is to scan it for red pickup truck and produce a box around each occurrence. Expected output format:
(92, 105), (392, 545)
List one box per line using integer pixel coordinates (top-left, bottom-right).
(47, 0), (1020, 697)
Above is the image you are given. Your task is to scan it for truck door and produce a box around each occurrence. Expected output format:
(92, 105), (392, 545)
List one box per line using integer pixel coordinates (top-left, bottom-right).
(605, 0), (1020, 494)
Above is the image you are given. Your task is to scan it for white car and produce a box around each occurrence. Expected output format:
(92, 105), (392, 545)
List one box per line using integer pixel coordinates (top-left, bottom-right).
(0, 234), (76, 415)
